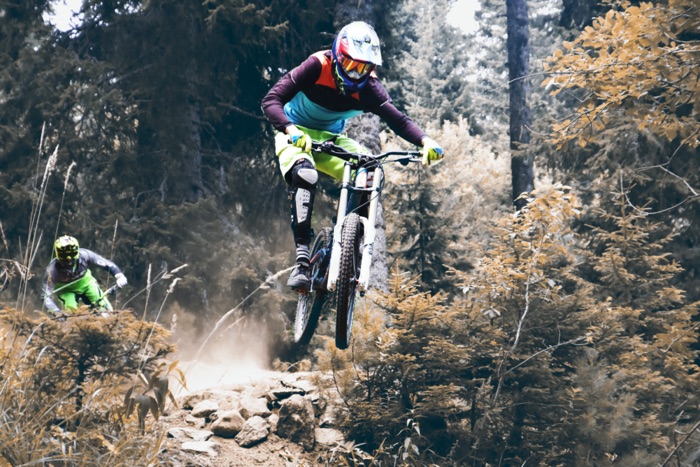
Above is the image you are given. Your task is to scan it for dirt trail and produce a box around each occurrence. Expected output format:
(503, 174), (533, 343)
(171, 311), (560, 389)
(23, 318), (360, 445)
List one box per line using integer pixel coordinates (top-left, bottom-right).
(161, 361), (341, 466)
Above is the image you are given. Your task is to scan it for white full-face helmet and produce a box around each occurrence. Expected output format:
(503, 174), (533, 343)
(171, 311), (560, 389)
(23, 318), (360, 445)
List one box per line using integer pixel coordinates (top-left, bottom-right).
(331, 21), (382, 94)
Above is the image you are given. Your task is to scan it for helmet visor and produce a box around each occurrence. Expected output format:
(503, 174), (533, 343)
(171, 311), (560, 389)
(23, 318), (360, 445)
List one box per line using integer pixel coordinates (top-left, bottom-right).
(56, 247), (78, 264)
(338, 53), (374, 80)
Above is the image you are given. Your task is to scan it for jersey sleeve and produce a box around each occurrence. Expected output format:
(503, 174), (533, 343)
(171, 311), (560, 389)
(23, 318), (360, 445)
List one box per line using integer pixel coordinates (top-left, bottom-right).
(261, 54), (323, 132)
(82, 249), (122, 277)
(362, 80), (427, 147)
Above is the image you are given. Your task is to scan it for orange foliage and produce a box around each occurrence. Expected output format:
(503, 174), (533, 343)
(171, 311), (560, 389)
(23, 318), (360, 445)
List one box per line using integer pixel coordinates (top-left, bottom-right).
(543, 0), (700, 149)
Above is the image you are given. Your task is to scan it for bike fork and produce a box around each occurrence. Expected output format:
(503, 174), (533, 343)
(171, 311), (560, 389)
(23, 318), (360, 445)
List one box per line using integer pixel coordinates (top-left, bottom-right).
(327, 164), (384, 294)
(357, 167), (383, 293)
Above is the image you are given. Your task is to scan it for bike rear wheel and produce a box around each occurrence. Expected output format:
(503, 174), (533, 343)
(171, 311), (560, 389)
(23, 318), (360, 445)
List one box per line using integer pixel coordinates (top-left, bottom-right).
(335, 213), (362, 350)
(294, 228), (332, 346)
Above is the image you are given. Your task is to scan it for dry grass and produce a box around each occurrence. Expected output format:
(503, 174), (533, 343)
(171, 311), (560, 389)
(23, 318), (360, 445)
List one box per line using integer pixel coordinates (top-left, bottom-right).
(0, 308), (181, 466)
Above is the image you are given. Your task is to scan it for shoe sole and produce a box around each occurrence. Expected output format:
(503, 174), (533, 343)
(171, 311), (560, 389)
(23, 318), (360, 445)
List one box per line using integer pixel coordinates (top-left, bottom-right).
(288, 283), (311, 293)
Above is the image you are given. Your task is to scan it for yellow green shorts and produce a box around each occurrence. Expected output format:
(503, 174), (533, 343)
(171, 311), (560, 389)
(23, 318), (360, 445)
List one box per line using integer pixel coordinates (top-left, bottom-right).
(274, 126), (369, 181)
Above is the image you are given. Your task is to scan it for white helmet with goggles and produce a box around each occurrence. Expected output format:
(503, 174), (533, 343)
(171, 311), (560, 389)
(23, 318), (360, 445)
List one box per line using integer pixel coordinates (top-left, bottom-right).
(331, 21), (382, 94)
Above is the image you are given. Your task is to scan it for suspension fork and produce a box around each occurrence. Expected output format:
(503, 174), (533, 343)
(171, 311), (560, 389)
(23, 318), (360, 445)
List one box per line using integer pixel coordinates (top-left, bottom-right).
(357, 166), (383, 292)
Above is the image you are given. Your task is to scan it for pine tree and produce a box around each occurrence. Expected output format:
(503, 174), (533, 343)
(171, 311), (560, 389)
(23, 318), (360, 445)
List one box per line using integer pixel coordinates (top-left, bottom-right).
(541, 0), (700, 300)
(323, 185), (700, 464)
(379, 0), (493, 292)
(558, 191), (700, 464)
(382, 118), (511, 294)
(386, 0), (472, 126)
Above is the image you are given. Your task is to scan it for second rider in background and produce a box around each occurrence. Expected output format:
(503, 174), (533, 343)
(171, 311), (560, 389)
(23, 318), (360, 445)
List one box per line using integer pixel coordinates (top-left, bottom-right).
(261, 21), (444, 292)
(43, 235), (128, 318)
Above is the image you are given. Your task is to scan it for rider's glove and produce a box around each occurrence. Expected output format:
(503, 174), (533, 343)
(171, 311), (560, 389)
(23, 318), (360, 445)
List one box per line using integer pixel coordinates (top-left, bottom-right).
(420, 137), (444, 166)
(115, 272), (128, 288)
(288, 128), (312, 153)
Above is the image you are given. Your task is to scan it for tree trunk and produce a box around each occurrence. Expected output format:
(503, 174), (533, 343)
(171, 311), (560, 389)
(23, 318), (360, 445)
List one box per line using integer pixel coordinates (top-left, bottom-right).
(168, 3), (205, 203)
(142, 0), (205, 204)
(507, 0), (534, 210)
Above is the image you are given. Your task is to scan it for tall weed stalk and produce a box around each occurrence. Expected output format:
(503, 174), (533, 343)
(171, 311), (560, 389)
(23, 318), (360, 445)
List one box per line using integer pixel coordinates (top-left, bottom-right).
(17, 126), (58, 311)
(52, 160), (77, 244)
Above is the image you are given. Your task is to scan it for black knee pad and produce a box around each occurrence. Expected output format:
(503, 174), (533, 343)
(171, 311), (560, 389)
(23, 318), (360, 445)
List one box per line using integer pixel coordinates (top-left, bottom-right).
(288, 160), (318, 246)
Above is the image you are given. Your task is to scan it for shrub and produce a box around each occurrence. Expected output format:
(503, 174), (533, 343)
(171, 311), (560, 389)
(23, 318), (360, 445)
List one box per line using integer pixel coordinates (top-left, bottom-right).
(0, 308), (180, 466)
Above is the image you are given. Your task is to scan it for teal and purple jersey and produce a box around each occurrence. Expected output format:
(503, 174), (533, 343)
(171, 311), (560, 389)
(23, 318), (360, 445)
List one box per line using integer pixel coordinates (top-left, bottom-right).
(262, 51), (426, 147)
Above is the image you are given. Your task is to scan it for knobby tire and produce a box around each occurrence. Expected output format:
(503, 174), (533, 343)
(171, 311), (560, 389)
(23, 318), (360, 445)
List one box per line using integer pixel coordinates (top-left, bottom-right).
(335, 213), (362, 350)
(294, 228), (332, 346)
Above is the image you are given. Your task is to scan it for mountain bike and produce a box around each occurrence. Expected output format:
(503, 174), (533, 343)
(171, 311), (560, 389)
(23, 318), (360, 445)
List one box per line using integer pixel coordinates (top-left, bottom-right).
(293, 140), (422, 349)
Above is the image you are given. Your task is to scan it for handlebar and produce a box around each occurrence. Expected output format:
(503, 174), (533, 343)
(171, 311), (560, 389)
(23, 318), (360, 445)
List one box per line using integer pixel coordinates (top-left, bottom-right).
(289, 138), (423, 168)
(311, 140), (422, 167)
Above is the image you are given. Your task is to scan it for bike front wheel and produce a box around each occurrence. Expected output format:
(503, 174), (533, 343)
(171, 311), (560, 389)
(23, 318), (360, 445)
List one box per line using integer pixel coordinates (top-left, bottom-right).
(294, 227), (332, 346)
(335, 213), (362, 350)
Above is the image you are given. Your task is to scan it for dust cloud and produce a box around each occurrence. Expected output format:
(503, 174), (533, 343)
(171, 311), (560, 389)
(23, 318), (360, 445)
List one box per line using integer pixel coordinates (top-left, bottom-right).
(167, 303), (284, 396)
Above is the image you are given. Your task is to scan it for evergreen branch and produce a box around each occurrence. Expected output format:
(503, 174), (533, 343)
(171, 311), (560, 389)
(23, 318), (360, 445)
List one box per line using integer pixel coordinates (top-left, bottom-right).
(511, 231), (548, 352)
(493, 333), (590, 406)
(217, 102), (266, 120)
(659, 321), (700, 354)
(661, 416), (700, 466)
(505, 335), (588, 374)
(659, 128), (698, 168)
(621, 136), (700, 217)
(328, 351), (354, 412)
(485, 70), (558, 94)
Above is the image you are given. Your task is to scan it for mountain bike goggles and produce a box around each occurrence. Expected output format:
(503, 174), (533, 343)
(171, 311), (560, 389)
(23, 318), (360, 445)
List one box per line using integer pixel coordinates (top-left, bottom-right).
(56, 247), (79, 262)
(337, 53), (375, 80)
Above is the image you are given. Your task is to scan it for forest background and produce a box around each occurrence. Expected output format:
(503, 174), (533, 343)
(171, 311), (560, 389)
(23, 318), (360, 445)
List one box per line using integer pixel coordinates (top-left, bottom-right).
(1, 0), (699, 464)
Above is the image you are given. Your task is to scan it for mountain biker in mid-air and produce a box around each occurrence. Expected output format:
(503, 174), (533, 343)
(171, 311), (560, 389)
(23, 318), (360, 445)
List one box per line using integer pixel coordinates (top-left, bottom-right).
(261, 20), (444, 292)
(42, 235), (128, 318)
